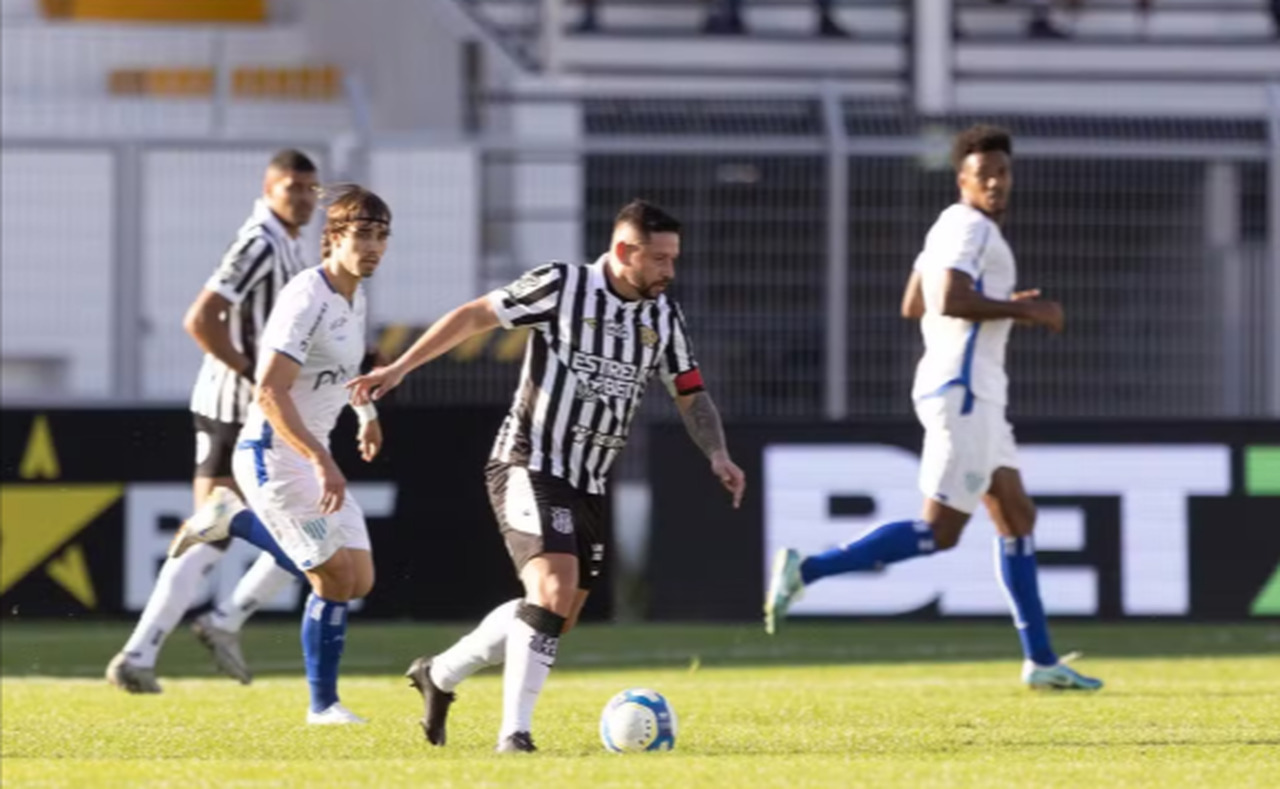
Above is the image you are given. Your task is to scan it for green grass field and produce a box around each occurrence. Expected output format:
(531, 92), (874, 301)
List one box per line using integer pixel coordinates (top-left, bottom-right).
(3, 621), (1279, 788)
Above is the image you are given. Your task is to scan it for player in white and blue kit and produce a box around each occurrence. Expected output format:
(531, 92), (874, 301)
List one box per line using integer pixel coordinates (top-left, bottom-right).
(766, 125), (1102, 691)
(172, 185), (392, 722)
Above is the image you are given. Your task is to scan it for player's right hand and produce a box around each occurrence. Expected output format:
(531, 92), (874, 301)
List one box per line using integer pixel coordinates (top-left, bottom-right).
(346, 364), (406, 405)
(314, 455), (347, 515)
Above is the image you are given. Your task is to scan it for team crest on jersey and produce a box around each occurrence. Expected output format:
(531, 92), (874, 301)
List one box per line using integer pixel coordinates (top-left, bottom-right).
(550, 506), (574, 535)
(585, 317), (630, 340)
(639, 326), (659, 348)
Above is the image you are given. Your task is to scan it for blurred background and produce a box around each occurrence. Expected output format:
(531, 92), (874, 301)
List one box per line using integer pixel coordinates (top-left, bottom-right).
(1, 0), (1278, 626)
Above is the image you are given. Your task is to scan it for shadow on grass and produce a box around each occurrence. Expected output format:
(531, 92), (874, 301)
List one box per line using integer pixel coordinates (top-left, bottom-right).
(2, 621), (1278, 679)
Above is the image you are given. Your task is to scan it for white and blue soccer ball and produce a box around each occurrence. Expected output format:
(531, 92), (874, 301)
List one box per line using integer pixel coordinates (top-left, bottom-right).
(599, 688), (678, 753)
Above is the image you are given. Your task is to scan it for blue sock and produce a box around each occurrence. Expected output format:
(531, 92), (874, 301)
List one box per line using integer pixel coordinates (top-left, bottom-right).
(301, 594), (348, 713)
(229, 511), (304, 580)
(995, 535), (1058, 666)
(800, 519), (936, 584)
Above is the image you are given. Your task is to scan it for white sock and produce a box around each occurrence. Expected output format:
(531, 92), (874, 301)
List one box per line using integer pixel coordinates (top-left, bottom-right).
(208, 552), (296, 633)
(499, 602), (565, 739)
(429, 598), (521, 692)
(121, 543), (223, 667)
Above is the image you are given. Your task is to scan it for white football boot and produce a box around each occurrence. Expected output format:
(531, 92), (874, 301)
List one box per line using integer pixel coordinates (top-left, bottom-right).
(307, 702), (369, 725)
(1023, 653), (1104, 691)
(105, 652), (161, 694)
(191, 612), (252, 685)
(764, 547), (805, 635)
(169, 487), (245, 558)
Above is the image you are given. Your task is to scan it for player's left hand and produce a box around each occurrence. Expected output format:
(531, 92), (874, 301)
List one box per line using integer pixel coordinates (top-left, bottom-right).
(357, 419), (382, 462)
(710, 451), (746, 509)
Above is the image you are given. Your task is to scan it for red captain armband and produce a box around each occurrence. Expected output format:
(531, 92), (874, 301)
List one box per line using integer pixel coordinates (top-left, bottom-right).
(674, 368), (705, 396)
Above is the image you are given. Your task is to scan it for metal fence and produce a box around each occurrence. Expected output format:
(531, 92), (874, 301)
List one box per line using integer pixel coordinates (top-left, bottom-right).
(391, 93), (1280, 430)
(0, 139), (338, 403)
(3, 91), (1278, 437)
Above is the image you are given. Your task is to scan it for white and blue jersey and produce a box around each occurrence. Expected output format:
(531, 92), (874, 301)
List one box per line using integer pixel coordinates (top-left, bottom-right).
(232, 266), (372, 569)
(910, 203), (1020, 514)
(911, 203), (1016, 411)
(240, 266), (369, 450)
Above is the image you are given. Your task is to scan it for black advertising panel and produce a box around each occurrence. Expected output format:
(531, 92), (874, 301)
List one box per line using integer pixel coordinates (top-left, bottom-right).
(0, 408), (612, 621)
(649, 422), (1280, 621)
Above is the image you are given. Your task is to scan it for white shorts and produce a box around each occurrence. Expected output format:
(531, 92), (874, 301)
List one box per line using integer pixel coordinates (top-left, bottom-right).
(232, 436), (370, 571)
(914, 387), (1018, 515)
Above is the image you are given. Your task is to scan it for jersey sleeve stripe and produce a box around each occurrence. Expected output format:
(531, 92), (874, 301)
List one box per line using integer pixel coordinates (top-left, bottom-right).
(662, 302), (697, 376)
(671, 307), (695, 372)
(507, 293), (561, 326)
(504, 276), (561, 309)
(233, 241), (275, 295)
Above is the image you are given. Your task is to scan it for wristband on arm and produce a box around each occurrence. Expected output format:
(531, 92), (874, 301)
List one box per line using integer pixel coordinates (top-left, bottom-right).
(354, 402), (378, 426)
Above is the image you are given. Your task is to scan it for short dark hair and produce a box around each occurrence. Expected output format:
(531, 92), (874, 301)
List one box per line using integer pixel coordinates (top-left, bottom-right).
(950, 125), (1012, 171)
(268, 148), (318, 174)
(614, 199), (681, 239)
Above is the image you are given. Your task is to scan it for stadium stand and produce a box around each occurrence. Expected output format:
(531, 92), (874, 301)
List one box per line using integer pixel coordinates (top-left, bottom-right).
(0, 0), (352, 137)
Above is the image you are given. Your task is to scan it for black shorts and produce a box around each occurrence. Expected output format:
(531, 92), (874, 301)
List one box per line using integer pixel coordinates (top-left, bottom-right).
(193, 414), (241, 479)
(485, 461), (606, 591)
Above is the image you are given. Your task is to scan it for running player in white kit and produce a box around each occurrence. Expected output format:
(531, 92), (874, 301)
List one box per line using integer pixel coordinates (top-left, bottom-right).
(765, 125), (1102, 691)
(173, 185), (391, 723)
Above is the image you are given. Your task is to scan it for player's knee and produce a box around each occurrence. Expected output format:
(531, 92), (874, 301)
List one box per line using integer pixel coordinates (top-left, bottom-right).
(529, 574), (576, 616)
(309, 577), (353, 602)
(352, 576), (374, 600)
(308, 556), (358, 601)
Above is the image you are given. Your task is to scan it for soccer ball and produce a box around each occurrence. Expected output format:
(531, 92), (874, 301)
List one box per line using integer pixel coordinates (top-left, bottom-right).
(599, 688), (678, 753)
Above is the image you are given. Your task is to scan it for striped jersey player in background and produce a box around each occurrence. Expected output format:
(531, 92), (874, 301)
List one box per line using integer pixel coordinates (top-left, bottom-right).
(765, 125), (1103, 691)
(107, 150), (318, 693)
(347, 199), (747, 752)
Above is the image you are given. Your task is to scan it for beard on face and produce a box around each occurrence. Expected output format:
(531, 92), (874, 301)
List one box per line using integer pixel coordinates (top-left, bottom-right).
(641, 279), (671, 299)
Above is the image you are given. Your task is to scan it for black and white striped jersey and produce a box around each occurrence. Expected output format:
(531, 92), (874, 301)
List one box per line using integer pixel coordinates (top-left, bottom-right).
(488, 256), (705, 495)
(189, 199), (309, 424)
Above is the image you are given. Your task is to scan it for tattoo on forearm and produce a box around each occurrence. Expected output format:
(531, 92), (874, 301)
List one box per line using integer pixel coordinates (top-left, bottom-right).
(681, 392), (727, 458)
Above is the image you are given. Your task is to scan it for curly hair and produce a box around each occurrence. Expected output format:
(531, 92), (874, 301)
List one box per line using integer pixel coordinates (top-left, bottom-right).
(319, 184), (391, 260)
(950, 124), (1013, 172)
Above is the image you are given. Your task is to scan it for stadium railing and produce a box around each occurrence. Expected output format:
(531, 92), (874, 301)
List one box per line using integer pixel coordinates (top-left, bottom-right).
(2, 87), (1278, 438)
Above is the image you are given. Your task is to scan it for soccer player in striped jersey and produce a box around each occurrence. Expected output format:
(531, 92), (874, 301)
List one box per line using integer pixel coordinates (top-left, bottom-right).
(107, 150), (318, 693)
(348, 199), (747, 752)
(765, 125), (1103, 691)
